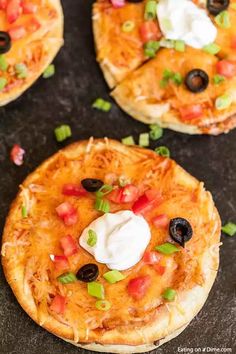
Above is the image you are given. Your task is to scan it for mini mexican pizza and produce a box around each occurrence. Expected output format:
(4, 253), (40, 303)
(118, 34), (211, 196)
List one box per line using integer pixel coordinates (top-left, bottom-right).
(93, 0), (236, 135)
(1, 138), (221, 353)
(0, 0), (63, 106)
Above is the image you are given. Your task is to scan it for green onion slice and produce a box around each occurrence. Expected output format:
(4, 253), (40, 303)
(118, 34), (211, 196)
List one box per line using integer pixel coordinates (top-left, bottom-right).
(54, 124), (72, 142)
(155, 146), (170, 157)
(162, 288), (176, 301)
(215, 10), (231, 29)
(0, 55), (8, 72)
(122, 20), (135, 33)
(43, 64), (55, 79)
(121, 136), (135, 146)
(155, 242), (180, 255)
(15, 63), (28, 79)
(103, 270), (125, 284)
(92, 98), (111, 112)
(87, 229), (97, 247)
(22, 205), (28, 218)
(213, 74), (225, 85)
(203, 43), (221, 55)
(144, 40), (160, 58)
(149, 124), (163, 141)
(88, 282), (105, 299)
(144, 0), (157, 20)
(215, 94), (232, 110)
(0, 77), (7, 91)
(222, 222), (236, 236)
(96, 184), (113, 198)
(174, 40), (185, 52)
(159, 39), (175, 49)
(95, 198), (110, 213)
(57, 272), (77, 284)
(139, 133), (149, 147)
(95, 300), (111, 311)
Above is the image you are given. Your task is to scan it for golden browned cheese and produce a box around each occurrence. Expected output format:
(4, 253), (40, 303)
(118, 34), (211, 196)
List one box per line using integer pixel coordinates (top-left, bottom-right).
(2, 139), (221, 344)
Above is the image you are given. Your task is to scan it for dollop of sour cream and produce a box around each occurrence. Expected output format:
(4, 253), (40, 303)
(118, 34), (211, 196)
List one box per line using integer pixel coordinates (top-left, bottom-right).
(157, 0), (217, 49)
(79, 210), (151, 271)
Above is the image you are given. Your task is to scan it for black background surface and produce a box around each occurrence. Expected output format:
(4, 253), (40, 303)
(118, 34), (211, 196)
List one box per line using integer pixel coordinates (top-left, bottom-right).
(0, 1), (235, 353)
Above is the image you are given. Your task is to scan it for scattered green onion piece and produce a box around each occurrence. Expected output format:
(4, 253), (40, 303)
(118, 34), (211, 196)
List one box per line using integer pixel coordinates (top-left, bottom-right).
(95, 300), (111, 311)
(162, 288), (176, 301)
(57, 272), (77, 284)
(155, 146), (170, 157)
(213, 74), (225, 85)
(144, 0), (157, 20)
(155, 242), (180, 255)
(160, 69), (182, 88)
(103, 270), (125, 284)
(0, 77), (7, 91)
(122, 20), (135, 33)
(149, 124), (163, 141)
(21, 205), (27, 218)
(222, 222), (236, 236)
(215, 11), (231, 29)
(163, 69), (174, 80)
(139, 133), (149, 147)
(95, 198), (110, 213)
(172, 72), (183, 86)
(87, 229), (97, 247)
(15, 63), (28, 79)
(121, 136), (135, 146)
(88, 282), (105, 299)
(54, 124), (72, 142)
(96, 184), (113, 198)
(162, 18), (173, 31)
(203, 43), (221, 55)
(215, 94), (232, 110)
(43, 64), (55, 79)
(174, 40), (185, 52)
(92, 98), (112, 112)
(144, 40), (160, 58)
(159, 39), (175, 49)
(0, 55), (8, 72)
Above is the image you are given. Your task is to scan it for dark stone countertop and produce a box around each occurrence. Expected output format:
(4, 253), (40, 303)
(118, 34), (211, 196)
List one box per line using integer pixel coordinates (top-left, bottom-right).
(0, 1), (235, 353)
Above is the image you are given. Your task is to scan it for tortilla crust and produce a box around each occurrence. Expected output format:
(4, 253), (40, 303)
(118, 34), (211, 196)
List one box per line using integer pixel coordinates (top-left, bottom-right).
(0, 0), (64, 106)
(1, 138), (221, 352)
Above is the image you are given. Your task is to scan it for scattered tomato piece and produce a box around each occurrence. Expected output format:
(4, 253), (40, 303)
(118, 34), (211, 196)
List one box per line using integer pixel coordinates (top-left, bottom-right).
(132, 189), (162, 215)
(0, 0), (7, 10)
(6, 0), (22, 24)
(179, 104), (203, 120)
(10, 144), (25, 166)
(56, 202), (78, 226)
(216, 60), (236, 78)
(9, 25), (26, 40)
(127, 275), (151, 300)
(109, 184), (139, 204)
(110, 0), (125, 8)
(50, 295), (66, 314)
(50, 255), (69, 271)
(22, 2), (37, 14)
(60, 235), (78, 257)
(62, 184), (87, 197)
(140, 21), (162, 43)
(152, 214), (169, 229)
(142, 251), (160, 265)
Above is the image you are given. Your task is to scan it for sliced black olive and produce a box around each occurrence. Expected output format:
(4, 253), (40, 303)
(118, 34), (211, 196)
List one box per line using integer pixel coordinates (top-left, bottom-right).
(184, 69), (209, 93)
(169, 218), (193, 247)
(0, 31), (11, 55)
(76, 264), (99, 283)
(81, 178), (103, 192)
(207, 0), (229, 16)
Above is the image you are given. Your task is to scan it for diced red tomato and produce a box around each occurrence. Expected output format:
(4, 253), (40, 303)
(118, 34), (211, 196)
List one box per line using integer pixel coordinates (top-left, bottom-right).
(6, 0), (22, 24)
(132, 189), (162, 215)
(154, 264), (166, 276)
(109, 184), (139, 204)
(127, 275), (151, 300)
(110, 0), (125, 8)
(56, 202), (78, 226)
(22, 2), (37, 14)
(0, 0), (7, 10)
(50, 295), (66, 314)
(25, 17), (40, 33)
(152, 214), (169, 229)
(60, 235), (78, 257)
(216, 60), (236, 78)
(50, 255), (69, 271)
(62, 184), (87, 197)
(140, 21), (162, 43)
(142, 251), (160, 265)
(10, 144), (25, 166)
(8, 25), (26, 40)
(179, 104), (203, 121)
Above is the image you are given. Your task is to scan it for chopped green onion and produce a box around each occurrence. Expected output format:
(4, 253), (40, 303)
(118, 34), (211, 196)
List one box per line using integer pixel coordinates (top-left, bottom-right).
(96, 184), (113, 198)
(15, 63), (28, 79)
(92, 98), (112, 112)
(43, 64), (55, 79)
(215, 10), (231, 29)
(144, 40), (160, 58)
(172, 72), (183, 86)
(163, 69), (174, 80)
(103, 270), (125, 284)
(21, 205), (27, 218)
(95, 300), (111, 311)
(0, 77), (7, 91)
(87, 229), (97, 247)
(122, 20), (135, 33)
(144, 0), (157, 20)
(215, 94), (232, 110)
(159, 39), (175, 49)
(160, 69), (182, 88)
(87, 282), (105, 299)
(121, 136), (135, 146)
(57, 272), (77, 284)
(155, 242), (180, 255)
(54, 124), (72, 142)
(203, 43), (221, 55)
(162, 288), (176, 301)
(139, 133), (149, 147)
(213, 74), (225, 85)
(155, 146), (170, 157)
(222, 222), (236, 236)
(95, 198), (110, 213)
(174, 40), (185, 52)
(149, 124), (163, 141)
(0, 55), (8, 72)
(162, 18), (173, 31)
